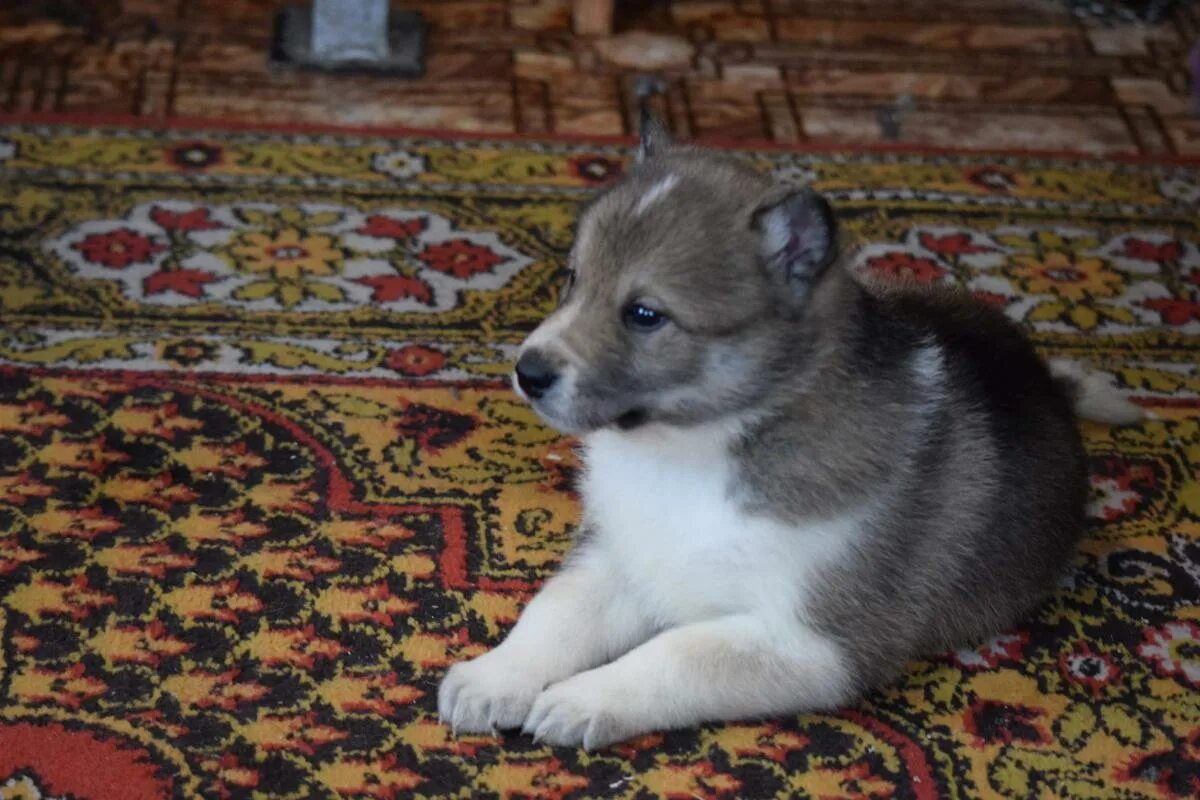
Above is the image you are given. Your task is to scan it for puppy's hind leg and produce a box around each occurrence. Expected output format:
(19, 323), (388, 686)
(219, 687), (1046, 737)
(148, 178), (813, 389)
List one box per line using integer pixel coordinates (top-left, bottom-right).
(523, 614), (855, 749)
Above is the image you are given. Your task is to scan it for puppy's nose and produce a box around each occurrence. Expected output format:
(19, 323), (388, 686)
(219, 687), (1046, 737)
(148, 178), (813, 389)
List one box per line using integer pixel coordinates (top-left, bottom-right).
(515, 351), (559, 399)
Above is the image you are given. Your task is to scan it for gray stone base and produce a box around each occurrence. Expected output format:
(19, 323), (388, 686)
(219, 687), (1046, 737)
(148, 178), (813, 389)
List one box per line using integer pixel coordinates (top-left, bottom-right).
(270, 5), (425, 77)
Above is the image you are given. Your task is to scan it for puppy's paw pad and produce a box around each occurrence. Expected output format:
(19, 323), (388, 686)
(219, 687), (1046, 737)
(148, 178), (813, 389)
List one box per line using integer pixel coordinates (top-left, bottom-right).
(438, 656), (542, 734)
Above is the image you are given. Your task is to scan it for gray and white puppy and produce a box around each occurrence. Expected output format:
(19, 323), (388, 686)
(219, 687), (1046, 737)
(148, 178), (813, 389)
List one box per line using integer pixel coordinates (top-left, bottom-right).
(438, 119), (1142, 749)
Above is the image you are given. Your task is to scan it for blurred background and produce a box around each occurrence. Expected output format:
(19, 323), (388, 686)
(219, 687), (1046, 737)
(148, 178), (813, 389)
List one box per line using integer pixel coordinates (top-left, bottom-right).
(0, 0), (1195, 155)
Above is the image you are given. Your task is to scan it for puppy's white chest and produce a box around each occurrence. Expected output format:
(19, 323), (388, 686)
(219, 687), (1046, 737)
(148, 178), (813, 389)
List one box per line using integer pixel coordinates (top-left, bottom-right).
(580, 424), (854, 624)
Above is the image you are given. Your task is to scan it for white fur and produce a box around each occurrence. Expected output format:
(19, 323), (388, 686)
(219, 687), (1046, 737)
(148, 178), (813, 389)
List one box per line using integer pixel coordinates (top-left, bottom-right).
(515, 303), (585, 421)
(759, 205), (793, 258)
(912, 340), (948, 417)
(522, 302), (582, 366)
(912, 340), (945, 390)
(633, 174), (679, 217)
(438, 418), (859, 748)
(438, 561), (649, 733)
(580, 421), (857, 628)
(1048, 359), (1146, 424)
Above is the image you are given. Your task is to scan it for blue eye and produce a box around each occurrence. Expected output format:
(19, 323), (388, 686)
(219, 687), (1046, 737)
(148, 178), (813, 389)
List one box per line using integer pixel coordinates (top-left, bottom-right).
(624, 303), (667, 331)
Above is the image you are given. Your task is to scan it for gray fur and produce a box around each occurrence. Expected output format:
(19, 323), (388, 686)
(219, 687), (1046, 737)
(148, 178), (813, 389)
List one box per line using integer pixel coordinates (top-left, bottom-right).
(521, 135), (1089, 697)
(637, 104), (673, 162)
(731, 278), (1085, 690)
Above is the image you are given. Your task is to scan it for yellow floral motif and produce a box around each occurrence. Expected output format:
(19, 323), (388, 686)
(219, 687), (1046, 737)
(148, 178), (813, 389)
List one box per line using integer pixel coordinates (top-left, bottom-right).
(1027, 298), (1137, 331)
(225, 228), (342, 279)
(0, 774), (49, 800)
(0, 128), (1170, 205)
(996, 229), (1101, 253)
(1010, 251), (1124, 301)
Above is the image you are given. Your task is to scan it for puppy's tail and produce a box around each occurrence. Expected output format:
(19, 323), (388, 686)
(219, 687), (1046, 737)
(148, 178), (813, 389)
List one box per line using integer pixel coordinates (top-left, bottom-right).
(1048, 360), (1146, 425)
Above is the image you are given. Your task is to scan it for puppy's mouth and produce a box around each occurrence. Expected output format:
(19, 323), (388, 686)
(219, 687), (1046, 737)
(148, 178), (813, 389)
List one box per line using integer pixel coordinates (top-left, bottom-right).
(532, 405), (649, 435)
(517, 377), (650, 434)
(614, 408), (648, 430)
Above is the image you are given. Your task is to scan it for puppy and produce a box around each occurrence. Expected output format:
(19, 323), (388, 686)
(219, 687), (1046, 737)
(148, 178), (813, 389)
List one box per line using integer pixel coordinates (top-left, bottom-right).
(437, 118), (1142, 749)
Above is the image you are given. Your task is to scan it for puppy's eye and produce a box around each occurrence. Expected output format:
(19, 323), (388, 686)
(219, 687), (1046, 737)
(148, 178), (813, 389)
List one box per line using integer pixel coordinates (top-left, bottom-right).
(623, 302), (668, 331)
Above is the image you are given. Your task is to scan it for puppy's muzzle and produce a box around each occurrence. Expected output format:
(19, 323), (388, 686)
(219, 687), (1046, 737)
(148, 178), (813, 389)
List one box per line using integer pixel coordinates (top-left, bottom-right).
(515, 350), (559, 400)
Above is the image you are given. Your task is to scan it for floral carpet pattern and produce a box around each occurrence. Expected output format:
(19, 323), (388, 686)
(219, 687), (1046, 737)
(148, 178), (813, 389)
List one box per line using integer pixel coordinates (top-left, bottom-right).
(0, 119), (1198, 800)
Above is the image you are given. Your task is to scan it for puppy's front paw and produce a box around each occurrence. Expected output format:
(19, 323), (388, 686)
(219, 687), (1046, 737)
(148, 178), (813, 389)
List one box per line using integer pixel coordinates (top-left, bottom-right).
(523, 671), (639, 750)
(438, 653), (544, 734)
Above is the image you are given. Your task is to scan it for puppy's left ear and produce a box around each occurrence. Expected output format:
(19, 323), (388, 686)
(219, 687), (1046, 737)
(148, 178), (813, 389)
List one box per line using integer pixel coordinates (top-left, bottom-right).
(752, 187), (837, 303)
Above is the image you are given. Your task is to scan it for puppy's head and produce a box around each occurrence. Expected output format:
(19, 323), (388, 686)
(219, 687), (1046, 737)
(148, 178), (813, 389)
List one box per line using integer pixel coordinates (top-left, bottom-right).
(515, 120), (839, 434)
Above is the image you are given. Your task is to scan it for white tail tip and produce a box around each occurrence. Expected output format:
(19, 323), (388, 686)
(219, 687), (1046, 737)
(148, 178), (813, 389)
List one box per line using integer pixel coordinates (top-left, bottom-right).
(1048, 360), (1145, 425)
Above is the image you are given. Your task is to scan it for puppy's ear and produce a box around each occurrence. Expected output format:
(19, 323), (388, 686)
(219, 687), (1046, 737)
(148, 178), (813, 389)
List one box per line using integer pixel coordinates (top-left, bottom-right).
(638, 108), (673, 162)
(752, 187), (837, 304)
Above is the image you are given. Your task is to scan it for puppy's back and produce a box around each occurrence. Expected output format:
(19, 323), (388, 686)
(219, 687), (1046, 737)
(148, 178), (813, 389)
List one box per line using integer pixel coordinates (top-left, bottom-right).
(799, 284), (1089, 689)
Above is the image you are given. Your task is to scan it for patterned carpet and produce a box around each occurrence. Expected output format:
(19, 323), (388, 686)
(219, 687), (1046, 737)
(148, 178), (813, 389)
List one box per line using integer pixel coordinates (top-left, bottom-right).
(0, 117), (1198, 800)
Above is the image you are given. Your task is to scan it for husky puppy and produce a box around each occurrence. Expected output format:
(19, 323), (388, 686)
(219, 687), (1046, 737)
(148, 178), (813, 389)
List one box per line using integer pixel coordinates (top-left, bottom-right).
(437, 118), (1142, 749)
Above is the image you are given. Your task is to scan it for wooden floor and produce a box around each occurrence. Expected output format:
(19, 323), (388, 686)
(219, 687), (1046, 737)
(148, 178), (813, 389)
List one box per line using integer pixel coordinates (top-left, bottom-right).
(0, 1), (1197, 155)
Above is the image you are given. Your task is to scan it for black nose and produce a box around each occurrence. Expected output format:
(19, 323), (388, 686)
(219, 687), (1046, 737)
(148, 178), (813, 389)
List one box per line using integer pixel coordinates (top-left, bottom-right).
(515, 351), (559, 399)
